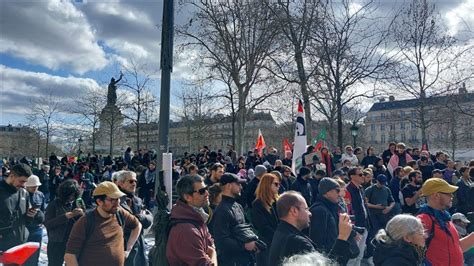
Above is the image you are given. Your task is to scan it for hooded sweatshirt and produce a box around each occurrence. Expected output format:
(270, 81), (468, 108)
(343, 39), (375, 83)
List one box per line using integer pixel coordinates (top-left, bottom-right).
(166, 200), (214, 266)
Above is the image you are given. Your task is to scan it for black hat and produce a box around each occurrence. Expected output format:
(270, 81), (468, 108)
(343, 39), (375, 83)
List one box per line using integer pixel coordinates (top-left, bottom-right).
(318, 178), (340, 195)
(220, 173), (246, 186)
(298, 167), (311, 178)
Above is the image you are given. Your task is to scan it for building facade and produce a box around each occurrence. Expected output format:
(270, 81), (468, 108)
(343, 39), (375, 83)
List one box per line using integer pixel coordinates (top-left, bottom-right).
(365, 90), (474, 158)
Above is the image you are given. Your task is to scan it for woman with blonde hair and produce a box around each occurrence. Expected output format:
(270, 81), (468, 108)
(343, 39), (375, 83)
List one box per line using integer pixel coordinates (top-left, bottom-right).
(251, 173), (280, 265)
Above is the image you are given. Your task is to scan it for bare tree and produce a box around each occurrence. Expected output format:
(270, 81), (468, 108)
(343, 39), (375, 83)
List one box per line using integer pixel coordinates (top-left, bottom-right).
(28, 93), (62, 158)
(310, 0), (396, 149)
(72, 87), (106, 153)
(121, 60), (157, 151)
(177, 0), (282, 154)
(266, 0), (323, 143)
(390, 0), (471, 145)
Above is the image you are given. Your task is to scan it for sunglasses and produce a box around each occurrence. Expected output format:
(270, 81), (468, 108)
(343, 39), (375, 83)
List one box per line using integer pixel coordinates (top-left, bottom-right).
(193, 186), (209, 195)
(128, 180), (137, 184)
(273, 182), (280, 187)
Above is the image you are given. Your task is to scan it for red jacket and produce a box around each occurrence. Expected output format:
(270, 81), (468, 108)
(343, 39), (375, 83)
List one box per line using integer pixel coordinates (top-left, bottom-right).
(418, 213), (463, 266)
(166, 200), (214, 266)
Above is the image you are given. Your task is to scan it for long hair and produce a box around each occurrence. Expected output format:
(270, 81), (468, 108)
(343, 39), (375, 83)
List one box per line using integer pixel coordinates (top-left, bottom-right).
(254, 173), (280, 212)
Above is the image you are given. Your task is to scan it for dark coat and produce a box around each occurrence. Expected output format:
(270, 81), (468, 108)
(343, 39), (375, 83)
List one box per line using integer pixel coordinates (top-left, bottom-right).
(243, 178), (260, 209)
(291, 176), (312, 206)
(120, 191), (153, 266)
(268, 221), (351, 266)
(251, 200), (278, 246)
(211, 195), (252, 265)
(44, 198), (77, 243)
(346, 182), (371, 229)
(0, 181), (32, 251)
(309, 196), (339, 254)
(373, 240), (422, 266)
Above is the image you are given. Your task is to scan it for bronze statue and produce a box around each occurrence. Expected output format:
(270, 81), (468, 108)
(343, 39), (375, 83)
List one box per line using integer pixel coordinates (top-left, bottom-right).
(107, 72), (123, 105)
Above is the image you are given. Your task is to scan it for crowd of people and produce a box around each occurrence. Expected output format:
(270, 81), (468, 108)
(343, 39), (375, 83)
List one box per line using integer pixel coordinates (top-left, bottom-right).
(1, 142), (474, 265)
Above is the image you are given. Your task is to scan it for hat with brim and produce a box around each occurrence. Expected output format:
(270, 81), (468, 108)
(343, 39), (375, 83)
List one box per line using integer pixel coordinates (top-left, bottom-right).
(452, 213), (470, 223)
(220, 173), (246, 186)
(92, 181), (126, 198)
(25, 175), (42, 187)
(420, 178), (458, 196)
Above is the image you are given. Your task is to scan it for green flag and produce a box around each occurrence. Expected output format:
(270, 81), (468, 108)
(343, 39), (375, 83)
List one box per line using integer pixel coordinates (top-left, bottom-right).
(312, 128), (327, 145)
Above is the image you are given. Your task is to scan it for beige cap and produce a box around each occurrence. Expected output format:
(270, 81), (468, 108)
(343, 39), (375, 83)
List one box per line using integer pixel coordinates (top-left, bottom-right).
(92, 181), (126, 199)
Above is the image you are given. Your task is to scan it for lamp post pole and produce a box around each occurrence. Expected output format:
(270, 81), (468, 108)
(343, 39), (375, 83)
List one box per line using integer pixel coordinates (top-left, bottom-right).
(350, 123), (359, 148)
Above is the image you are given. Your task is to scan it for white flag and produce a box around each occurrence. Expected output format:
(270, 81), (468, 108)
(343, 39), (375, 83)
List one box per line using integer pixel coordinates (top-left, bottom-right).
(292, 99), (307, 174)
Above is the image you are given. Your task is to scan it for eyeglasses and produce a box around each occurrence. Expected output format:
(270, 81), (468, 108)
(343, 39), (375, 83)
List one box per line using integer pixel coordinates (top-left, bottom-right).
(128, 180), (137, 184)
(273, 182), (280, 187)
(296, 206), (309, 211)
(193, 186), (209, 195)
(439, 192), (454, 197)
(335, 188), (341, 193)
(105, 197), (120, 204)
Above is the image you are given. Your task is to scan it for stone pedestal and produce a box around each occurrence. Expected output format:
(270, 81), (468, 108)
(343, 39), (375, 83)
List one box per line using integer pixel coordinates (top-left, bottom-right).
(97, 103), (124, 155)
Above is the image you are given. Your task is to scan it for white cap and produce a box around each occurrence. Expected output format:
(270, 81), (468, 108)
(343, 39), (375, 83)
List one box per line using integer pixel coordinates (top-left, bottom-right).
(452, 213), (470, 223)
(25, 175), (42, 187)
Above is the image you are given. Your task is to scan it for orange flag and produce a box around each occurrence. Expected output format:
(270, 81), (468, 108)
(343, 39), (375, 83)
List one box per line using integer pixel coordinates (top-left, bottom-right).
(255, 129), (266, 156)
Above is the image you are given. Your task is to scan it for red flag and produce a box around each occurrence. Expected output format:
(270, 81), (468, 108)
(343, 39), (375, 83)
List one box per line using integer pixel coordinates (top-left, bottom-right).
(255, 129), (266, 156)
(315, 140), (324, 151)
(283, 138), (292, 153)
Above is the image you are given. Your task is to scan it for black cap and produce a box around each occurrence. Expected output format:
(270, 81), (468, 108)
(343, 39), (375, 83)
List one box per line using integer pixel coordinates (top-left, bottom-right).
(220, 173), (246, 186)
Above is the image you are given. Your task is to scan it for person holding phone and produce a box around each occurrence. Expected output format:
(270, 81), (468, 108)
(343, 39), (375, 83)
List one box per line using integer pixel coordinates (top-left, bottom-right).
(24, 175), (46, 266)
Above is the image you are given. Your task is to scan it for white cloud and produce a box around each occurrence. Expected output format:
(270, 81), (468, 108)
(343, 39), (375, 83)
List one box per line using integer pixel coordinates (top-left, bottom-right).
(445, 0), (474, 37)
(0, 0), (108, 74)
(0, 65), (103, 123)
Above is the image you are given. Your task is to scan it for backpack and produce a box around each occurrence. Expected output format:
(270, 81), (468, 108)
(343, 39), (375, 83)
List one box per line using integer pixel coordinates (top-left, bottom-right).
(78, 209), (125, 260)
(148, 210), (200, 266)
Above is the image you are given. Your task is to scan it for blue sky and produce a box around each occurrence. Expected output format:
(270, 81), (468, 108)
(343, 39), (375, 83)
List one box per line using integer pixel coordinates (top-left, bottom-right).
(1, 0), (473, 125)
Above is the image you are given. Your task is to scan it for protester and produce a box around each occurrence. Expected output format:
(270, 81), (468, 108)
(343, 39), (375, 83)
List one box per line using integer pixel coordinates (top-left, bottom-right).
(417, 178), (474, 265)
(244, 164), (267, 209)
(138, 161), (157, 209)
(401, 171), (423, 214)
(341, 146), (359, 166)
(44, 179), (83, 266)
(205, 163), (225, 186)
(49, 165), (64, 201)
(65, 181), (142, 266)
(116, 170), (153, 266)
(365, 174), (395, 234)
(269, 191), (353, 265)
(251, 173), (280, 265)
(290, 166), (313, 206)
(0, 163), (34, 251)
(211, 173), (257, 265)
(373, 214), (426, 265)
(456, 166), (474, 215)
(166, 175), (217, 265)
(24, 175), (46, 266)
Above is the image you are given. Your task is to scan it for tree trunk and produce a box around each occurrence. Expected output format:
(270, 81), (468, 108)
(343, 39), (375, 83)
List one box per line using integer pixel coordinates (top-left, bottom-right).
(45, 130), (50, 158)
(294, 49), (312, 144)
(92, 126), (96, 154)
(336, 92), (343, 149)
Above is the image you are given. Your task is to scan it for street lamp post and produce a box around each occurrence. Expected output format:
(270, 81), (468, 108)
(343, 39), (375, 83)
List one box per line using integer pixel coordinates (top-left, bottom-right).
(350, 123), (359, 148)
(78, 137), (83, 156)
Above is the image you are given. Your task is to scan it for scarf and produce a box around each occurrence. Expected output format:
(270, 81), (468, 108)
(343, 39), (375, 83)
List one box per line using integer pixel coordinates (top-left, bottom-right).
(418, 204), (452, 233)
(321, 152), (333, 176)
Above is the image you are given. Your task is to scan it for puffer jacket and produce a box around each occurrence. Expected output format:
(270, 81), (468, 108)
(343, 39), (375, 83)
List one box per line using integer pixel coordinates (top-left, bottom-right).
(373, 240), (423, 266)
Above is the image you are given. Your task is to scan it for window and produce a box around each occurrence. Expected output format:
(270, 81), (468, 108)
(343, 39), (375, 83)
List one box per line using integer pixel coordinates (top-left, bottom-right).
(381, 135), (386, 143)
(390, 124), (394, 131)
(401, 133), (406, 142)
(381, 124), (385, 131)
(400, 111), (405, 118)
(381, 113), (385, 119)
(411, 121), (416, 129)
(371, 124), (376, 131)
(400, 122), (405, 129)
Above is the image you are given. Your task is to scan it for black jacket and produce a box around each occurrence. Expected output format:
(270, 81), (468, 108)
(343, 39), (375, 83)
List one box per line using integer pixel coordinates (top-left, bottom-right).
(346, 182), (370, 229)
(211, 195), (252, 265)
(309, 196), (339, 254)
(269, 221), (350, 265)
(243, 178), (260, 209)
(373, 240), (422, 266)
(291, 176), (312, 206)
(251, 200), (278, 246)
(0, 181), (32, 251)
(119, 191), (153, 266)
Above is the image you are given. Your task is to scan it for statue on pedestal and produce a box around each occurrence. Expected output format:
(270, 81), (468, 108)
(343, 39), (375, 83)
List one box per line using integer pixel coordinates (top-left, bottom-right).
(107, 72), (123, 105)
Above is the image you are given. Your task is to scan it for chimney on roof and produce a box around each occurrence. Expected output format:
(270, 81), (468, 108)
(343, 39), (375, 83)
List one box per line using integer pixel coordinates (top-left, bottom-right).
(389, 95), (395, 102)
(459, 82), (467, 94)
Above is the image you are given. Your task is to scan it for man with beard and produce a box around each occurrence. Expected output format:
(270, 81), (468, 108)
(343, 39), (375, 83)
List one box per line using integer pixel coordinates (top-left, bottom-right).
(116, 171), (153, 266)
(401, 171), (424, 214)
(417, 179), (474, 265)
(167, 175), (217, 265)
(211, 173), (256, 265)
(65, 182), (141, 266)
